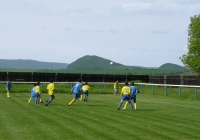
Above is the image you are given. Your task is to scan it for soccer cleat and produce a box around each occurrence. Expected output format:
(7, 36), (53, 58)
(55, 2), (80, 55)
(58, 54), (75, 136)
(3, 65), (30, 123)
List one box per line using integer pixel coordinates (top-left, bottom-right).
(7, 96), (10, 98)
(123, 108), (126, 110)
(44, 104), (48, 106)
(40, 101), (43, 103)
(117, 108), (120, 110)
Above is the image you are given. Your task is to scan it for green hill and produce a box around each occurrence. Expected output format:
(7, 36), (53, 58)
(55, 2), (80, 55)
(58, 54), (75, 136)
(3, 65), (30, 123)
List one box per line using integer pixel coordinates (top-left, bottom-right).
(67, 55), (129, 70)
(0, 59), (69, 70)
(159, 63), (183, 70)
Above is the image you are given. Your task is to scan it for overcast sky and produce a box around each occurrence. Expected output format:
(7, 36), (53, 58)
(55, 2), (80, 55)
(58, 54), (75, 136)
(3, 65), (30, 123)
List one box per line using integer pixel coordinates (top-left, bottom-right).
(0, 0), (200, 67)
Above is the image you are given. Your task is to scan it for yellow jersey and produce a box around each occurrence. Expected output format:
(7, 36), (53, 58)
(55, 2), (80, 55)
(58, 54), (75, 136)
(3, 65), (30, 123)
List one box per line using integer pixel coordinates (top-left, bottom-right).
(82, 85), (91, 91)
(35, 85), (41, 94)
(47, 83), (54, 95)
(120, 86), (131, 96)
(114, 82), (119, 89)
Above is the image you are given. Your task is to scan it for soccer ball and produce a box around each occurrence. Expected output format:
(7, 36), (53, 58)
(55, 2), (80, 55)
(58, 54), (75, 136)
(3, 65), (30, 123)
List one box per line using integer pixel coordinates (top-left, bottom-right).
(110, 62), (113, 65)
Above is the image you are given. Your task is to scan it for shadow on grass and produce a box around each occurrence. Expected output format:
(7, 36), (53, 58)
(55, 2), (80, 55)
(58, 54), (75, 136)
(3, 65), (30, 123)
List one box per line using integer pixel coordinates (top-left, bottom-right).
(135, 109), (157, 111)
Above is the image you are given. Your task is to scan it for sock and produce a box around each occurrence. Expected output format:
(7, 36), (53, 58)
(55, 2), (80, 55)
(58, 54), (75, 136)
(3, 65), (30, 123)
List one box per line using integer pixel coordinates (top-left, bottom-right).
(7, 92), (10, 97)
(45, 99), (52, 105)
(129, 102), (134, 110)
(40, 98), (42, 102)
(134, 103), (137, 109)
(80, 94), (83, 100)
(118, 101), (123, 109)
(28, 98), (31, 104)
(124, 101), (128, 109)
(69, 99), (75, 105)
(36, 99), (39, 105)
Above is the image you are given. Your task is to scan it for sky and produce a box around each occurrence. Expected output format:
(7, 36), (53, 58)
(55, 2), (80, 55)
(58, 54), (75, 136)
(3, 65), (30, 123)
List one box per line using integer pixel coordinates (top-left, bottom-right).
(0, 0), (200, 67)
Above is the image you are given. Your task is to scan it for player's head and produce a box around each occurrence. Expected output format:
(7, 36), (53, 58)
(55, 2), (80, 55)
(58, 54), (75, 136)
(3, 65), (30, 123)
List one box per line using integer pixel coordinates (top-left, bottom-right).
(36, 81), (40, 85)
(50, 79), (54, 83)
(125, 81), (128, 86)
(116, 80), (118, 83)
(131, 82), (134, 86)
(7, 78), (10, 81)
(34, 83), (37, 86)
(77, 79), (81, 83)
(85, 82), (88, 85)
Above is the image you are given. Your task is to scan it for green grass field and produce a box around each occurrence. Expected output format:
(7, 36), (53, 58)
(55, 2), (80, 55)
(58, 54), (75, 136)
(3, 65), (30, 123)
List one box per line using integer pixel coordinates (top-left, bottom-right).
(0, 92), (200, 140)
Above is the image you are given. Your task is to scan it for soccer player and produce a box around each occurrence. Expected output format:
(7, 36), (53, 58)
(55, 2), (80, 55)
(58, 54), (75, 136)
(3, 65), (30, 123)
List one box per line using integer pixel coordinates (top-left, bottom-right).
(117, 81), (133, 111)
(68, 79), (82, 106)
(114, 80), (119, 96)
(82, 82), (91, 101)
(35, 82), (41, 105)
(28, 83), (37, 104)
(123, 82), (140, 110)
(45, 79), (55, 106)
(6, 78), (12, 97)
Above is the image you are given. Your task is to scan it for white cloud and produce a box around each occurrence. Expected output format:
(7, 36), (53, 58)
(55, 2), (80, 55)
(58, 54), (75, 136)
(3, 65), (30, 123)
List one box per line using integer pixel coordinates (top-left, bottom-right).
(122, 2), (152, 10)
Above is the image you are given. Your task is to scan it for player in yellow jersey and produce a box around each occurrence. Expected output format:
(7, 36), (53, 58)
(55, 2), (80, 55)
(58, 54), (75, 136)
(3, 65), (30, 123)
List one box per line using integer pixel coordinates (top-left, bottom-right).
(82, 82), (91, 101)
(114, 80), (119, 96)
(117, 81), (133, 111)
(35, 82), (41, 105)
(45, 79), (55, 106)
(123, 82), (140, 110)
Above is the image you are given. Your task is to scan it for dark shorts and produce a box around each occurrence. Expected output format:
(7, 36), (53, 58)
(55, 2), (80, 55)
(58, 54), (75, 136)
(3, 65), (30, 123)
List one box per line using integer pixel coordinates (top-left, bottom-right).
(74, 93), (80, 99)
(50, 94), (55, 99)
(83, 90), (89, 95)
(121, 94), (131, 101)
(131, 95), (136, 102)
(36, 93), (40, 98)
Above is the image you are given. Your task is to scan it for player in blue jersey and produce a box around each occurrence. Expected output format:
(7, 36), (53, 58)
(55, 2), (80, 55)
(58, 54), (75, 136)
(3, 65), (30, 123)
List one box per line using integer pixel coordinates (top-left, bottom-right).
(123, 82), (140, 110)
(6, 78), (12, 97)
(68, 79), (82, 106)
(117, 81), (133, 111)
(28, 83), (37, 104)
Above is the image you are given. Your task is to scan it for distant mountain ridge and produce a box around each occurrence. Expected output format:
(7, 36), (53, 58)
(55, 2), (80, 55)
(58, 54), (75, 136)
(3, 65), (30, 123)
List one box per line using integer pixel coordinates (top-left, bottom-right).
(67, 55), (183, 71)
(0, 56), (183, 71)
(0, 59), (69, 70)
(159, 63), (183, 70)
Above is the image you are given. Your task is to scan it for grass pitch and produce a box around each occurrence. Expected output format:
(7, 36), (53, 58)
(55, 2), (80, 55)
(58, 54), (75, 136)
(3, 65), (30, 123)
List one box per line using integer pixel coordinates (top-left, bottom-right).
(0, 93), (200, 140)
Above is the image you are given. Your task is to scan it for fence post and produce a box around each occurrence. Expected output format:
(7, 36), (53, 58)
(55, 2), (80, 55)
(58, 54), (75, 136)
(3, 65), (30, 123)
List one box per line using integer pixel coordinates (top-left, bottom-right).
(164, 86), (168, 96)
(179, 87), (182, 96)
(152, 85), (154, 94)
(100, 83), (103, 93)
(140, 85), (143, 93)
(194, 87), (197, 99)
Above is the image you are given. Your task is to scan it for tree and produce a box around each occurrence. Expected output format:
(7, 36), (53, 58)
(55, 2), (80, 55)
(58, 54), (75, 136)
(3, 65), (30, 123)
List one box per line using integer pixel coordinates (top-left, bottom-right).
(180, 14), (200, 74)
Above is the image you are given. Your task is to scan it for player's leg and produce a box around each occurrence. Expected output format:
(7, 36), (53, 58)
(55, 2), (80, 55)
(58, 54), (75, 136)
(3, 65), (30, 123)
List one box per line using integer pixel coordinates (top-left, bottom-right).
(86, 92), (89, 101)
(35, 93), (40, 105)
(68, 93), (79, 106)
(117, 95), (126, 110)
(28, 98), (32, 104)
(40, 95), (43, 103)
(6, 89), (10, 97)
(45, 95), (55, 106)
(123, 101), (129, 110)
(114, 88), (117, 96)
(133, 96), (137, 110)
(128, 100), (134, 111)
(79, 93), (83, 101)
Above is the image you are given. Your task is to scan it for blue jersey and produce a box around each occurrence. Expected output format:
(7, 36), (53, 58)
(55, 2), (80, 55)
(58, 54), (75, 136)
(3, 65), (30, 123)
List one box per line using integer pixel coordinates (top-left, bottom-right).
(130, 86), (140, 96)
(6, 81), (12, 90)
(31, 87), (36, 98)
(73, 82), (82, 94)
